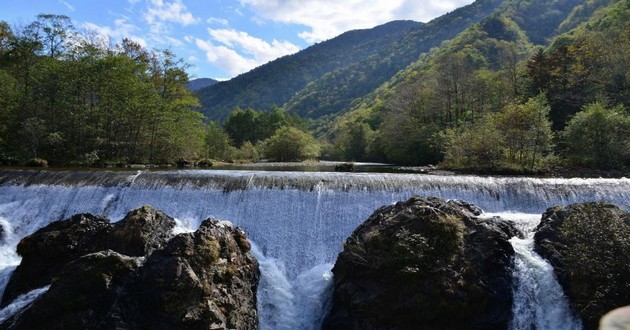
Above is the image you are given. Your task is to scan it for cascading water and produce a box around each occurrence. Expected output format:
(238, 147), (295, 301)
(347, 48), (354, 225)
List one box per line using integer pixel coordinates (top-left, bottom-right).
(487, 213), (583, 329)
(0, 169), (629, 328)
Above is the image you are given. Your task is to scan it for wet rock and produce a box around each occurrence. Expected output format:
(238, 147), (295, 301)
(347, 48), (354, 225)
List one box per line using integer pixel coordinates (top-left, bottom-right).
(323, 196), (516, 330)
(1, 213), (112, 307)
(3, 250), (142, 329)
(131, 219), (259, 329)
(334, 163), (355, 172)
(535, 202), (630, 330)
(0, 208), (259, 330)
(105, 205), (176, 257)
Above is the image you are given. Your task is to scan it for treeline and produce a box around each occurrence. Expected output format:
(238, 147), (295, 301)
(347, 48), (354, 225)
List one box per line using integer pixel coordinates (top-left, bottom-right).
(205, 107), (319, 163)
(329, 0), (630, 172)
(0, 15), (205, 166)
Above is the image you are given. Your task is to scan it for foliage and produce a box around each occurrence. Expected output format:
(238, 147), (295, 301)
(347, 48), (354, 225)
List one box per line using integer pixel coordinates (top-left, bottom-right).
(561, 103), (630, 169)
(223, 106), (299, 147)
(204, 121), (232, 161)
(441, 96), (555, 172)
(0, 16), (205, 165)
(263, 127), (320, 162)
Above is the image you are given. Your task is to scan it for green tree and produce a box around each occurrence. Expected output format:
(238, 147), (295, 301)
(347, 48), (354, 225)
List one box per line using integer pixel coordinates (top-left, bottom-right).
(494, 95), (554, 169)
(264, 127), (320, 162)
(440, 114), (504, 171)
(204, 121), (232, 160)
(562, 103), (630, 169)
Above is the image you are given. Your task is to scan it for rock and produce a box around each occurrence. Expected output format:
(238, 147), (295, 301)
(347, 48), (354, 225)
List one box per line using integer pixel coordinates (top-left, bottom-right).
(323, 196), (516, 330)
(334, 163), (355, 172)
(2, 250), (142, 329)
(1, 213), (113, 307)
(534, 202), (630, 330)
(0, 208), (259, 330)
(131, 219), (259, 329)
(1, 206), (175, 307)
(105, 205), (176, 257)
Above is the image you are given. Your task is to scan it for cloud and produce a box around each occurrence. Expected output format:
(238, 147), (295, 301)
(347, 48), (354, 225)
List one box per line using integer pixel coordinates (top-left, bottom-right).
(144, 0), (200, 26)
(59, 0), (75, 11)
(82, 19), (147, 48)
(239, 0), (474, 43)
(207, 17), (229, 26)
(196, 28), (300, 76)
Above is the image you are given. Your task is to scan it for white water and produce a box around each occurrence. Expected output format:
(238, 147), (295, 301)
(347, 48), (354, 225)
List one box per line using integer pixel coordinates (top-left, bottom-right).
(488, 213), (583, 329)
(0, 169), (629, 327)
(0, 286), (50, 323)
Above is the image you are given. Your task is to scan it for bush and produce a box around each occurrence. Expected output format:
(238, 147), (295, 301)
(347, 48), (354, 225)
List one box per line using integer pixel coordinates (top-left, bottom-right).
(264, 127), (320, 162)
(561, 103), (630, 169)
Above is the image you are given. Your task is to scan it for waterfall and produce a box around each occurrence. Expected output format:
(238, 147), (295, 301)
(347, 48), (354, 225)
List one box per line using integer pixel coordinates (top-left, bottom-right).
(487, 213), (583, 329)
(0, 169), (629, 327)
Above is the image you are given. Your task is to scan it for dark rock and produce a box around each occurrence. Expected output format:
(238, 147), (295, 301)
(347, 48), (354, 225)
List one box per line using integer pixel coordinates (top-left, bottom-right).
(25, 158), (48, 167)
(131, 219), (259, 329)
(323, 196), (516, 330)
(334, 163), (355, 172)
(105, 205), (176, 257)
(1, 213), (112, 307)
(1, 206), (176, 307)
(2, 250), (142, 329)
(176, 158), (193, 168)
(0, 210), (259, 330)
(534, 202), (630, 330)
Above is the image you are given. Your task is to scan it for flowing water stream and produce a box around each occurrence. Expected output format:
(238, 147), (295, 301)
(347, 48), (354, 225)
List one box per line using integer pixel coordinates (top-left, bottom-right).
(0, 169), (628, 328)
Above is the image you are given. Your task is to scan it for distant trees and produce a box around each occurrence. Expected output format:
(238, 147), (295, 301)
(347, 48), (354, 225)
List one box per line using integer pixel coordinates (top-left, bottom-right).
(441, 95), (554, 172)
(0, 16), (205, 165)
(264, 127), (320, 162)
(562, 103), (630, 169)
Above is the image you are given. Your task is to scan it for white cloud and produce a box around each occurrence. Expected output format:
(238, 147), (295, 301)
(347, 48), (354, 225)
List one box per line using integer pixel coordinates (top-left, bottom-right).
(239, 0), (474, 43)
(144, 0), (200, 26)
(59, 0), (75, 11)
(196, 28), (300, 76)
(207, 17), (229, 26)
(82, 19), (147, 48)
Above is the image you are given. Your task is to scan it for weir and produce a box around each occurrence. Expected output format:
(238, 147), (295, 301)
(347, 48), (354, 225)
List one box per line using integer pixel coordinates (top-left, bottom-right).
(0, 169), (629, 329)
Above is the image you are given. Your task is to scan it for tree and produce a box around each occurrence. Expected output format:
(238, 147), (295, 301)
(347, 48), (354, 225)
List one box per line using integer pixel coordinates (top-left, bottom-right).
(223, 108), (262, 147)
(562, 103), (630, 169)
(440, 114), (504, 171)
(494, 95), (554, 169)
(264, 127), (320, 162)
(204, 121), (232, 160)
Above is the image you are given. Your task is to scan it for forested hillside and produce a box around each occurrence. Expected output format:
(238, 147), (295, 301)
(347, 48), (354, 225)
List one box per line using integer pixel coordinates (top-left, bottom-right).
(187, 78), (218, 91)
(196, 0), (505, 121)
(195, 20), (422, 121)
(1, 0), (628, 172)
(329, 0), (629, 172)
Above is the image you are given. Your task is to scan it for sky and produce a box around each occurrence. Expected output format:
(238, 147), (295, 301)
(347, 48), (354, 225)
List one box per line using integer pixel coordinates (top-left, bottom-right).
(0, 0), (474, 80)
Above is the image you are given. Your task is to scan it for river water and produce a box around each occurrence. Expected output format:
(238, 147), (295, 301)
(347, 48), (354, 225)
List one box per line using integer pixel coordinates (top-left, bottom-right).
(0, 169), (628, 328)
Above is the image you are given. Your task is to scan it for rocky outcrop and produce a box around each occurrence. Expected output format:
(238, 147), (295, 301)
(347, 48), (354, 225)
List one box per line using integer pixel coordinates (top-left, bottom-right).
(0, 207), (259, 330)
(1, 213), (113, 306)
(535, 202), (630, 330)
(323, 196), (517, 330)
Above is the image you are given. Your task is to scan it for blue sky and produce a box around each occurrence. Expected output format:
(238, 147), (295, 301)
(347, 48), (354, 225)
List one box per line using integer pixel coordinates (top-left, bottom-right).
(0, 0), (474, 80)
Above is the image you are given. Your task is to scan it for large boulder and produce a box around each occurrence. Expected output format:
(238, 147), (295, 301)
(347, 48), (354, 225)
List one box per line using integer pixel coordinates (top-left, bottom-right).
(130, 219), (259, 329)
(534, 202), (630, 330)
(1, 213), (113, 306)
(323, 196), (516, 330)
(0, 208), (259, 330)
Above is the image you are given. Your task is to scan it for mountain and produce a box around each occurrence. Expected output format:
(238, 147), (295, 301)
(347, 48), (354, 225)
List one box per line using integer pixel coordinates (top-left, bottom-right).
(196, 0), (505, 121)
(195, 20), (423, 121)
(187, 78), (218, 91)
(330, 0), (628, 165)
